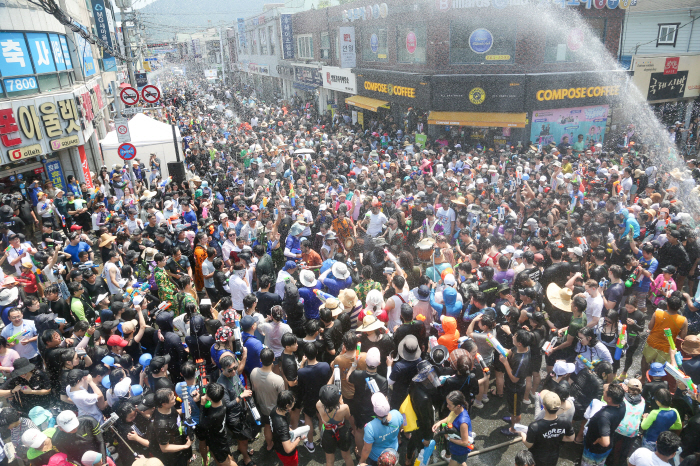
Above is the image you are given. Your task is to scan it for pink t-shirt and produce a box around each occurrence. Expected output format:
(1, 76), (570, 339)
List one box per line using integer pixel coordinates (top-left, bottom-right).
(0, 348), (20, 372)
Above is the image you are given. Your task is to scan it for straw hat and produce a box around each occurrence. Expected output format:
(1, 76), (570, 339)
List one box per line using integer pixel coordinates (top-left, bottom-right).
(546, 282), (573, 312)
(357, 315), (385, 332)
(142, 247), (158, 262)
(320, 297), (343, 317)
(338, 288), (360, 311)
(451, 196), (466, 206)
(681, 335), (700, 356)
(670, 168), (690, 181)
(99, 233), (117, 247)
(140, 190), (157, 200)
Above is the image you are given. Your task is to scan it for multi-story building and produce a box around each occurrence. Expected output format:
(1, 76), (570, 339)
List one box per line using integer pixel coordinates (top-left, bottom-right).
(1, 0), (119, 190)
(620, 0), (700, 131)
(234, 0), (633, 147)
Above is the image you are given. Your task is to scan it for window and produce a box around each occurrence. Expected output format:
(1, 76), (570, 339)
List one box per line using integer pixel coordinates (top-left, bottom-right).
(296, 34), (313, 59)
(268, 25), (275, 55)
(259, 28), (268, 55)
(397, 23), (427, 64)
(361, 28), (388, 62)
(450, 19), (516, 64)
(657, 24), (680, 47)
(38, 74), (60, 93)
(320, 32), (331, 59)
(544, 19), (606, 63)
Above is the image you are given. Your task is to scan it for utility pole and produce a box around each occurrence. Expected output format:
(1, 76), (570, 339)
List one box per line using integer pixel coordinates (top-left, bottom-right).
(115, 0), (136, 86)
(219, 27), (226, 86)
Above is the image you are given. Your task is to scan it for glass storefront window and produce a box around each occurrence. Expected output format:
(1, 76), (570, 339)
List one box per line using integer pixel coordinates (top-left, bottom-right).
(544, 19), (606, 63)
(397, 23), (427, 64)
(59, 71), (71, 88)
(361, 28), (388, 62)
(450, 19), (516, 65)
(38, 73), (61, 92)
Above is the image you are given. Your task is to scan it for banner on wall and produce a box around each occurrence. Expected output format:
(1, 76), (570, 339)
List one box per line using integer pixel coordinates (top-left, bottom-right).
(78, 145), (94, 189)
(45, 160), (67, 191)
(280, 14), (294, 60)
(631, 55), (700, 102)
(530, 105), (609, 147)
(339, 27), (356, 68)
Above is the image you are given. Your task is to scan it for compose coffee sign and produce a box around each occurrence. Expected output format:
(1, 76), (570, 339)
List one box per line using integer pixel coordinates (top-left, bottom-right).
(356, 70), (430, 107)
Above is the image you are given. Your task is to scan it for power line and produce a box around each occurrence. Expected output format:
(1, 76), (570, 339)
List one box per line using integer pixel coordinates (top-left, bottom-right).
(21, 0), (135, 62)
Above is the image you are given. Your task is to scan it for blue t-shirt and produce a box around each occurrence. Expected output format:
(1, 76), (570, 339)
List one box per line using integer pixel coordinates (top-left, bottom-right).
(175, 382), (200, 423)
(182, 210), (198, 232)
(299, 285), (322, 320)
(364, 409), (404, 461)
(449, 408), (473, 456)
(63, 242), (91, 264)
(242, 331), (263, 375)
(634, 251), (658, 292)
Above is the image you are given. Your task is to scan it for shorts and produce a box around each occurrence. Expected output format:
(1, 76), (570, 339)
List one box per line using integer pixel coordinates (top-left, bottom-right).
(581, 447), (612, 466)
(629, 290), (649, 312)
(530, 354), (543, 374)
(321, 425), (352, 454)
(545, 347), (576, 368)
(492, 356), (506, 373)
(302, 401), (318, 419)
(354, 412), (374, 430)
(642, 343), (673, 365)
(449, 452), (469, 464)
(504, 390), (524, 418)
(208, 442), (231, 464)
(260, 412), (271, 426)
(276, 451), (298, 466)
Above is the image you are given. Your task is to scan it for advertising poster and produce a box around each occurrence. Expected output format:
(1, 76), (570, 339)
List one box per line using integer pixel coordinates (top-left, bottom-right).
(530, 105), (609, 147)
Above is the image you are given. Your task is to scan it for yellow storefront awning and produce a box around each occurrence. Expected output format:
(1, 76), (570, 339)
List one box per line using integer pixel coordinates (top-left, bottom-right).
(346, 95), (390, 112)
(427, 111), (527, 128)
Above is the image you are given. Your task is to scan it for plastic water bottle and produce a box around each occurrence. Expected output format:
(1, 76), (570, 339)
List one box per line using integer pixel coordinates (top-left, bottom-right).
(334, 365), (342, 393)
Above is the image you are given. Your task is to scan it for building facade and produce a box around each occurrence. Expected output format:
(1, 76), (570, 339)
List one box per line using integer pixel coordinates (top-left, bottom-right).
(1, 0), (118, 191)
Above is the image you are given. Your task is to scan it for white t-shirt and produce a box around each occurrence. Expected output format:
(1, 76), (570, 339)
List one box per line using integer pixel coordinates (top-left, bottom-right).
(387, 290), (410, 331)
(628, 448), (669, 466)
(102, 261), (123, 294)
(584, 292), (604, 322)
(621, 176), (633, 195)
(7, 242), (34, 275)
(365, 212), (388, 237)
(259, 321), (293, 357)
(66, 386), (103, 423)
(436, 207), (456, 237)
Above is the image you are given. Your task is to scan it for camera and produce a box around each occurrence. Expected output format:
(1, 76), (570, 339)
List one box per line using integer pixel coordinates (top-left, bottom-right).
(76, 348), (86, 358)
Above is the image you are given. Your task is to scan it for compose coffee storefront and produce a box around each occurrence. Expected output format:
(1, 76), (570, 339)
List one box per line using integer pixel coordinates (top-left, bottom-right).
(350, 69), (430, 125)
(429, 74), (527, 147)
(526, 72), (625, 149)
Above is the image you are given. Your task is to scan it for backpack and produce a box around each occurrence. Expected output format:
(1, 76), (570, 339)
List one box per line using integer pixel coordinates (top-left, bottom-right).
(148, 265), (159, 294)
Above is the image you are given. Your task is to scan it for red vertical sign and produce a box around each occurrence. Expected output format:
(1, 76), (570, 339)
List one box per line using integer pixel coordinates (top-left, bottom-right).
(664, 57), (680, 75)
(78, 145), (94, 189)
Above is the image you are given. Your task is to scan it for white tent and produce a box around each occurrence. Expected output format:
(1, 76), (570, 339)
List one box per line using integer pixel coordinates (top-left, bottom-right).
(100, 113), (184, 180)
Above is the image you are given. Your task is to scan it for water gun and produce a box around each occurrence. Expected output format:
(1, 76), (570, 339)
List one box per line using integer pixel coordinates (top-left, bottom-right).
(577, 354), (601, 371)
(195, 359), (211, 408)
(7, 329), (31, 345)
(90, 188), (100, 199)
(313, 289), (334, 303)
(289, 182), (296, 207)
(159, 176), (173, 189)
(59, 213), (66, 228)
(625, 271), (638, 288)
(664, 328), (684, 366)
(128, 283), (150, 301)
(614, 325), (626, 360)
(541, 329), (559, 356)
(416, 439), (436, 466)
(383, 248), (397, 263)
(486, 332), (508, 358)
(663, 362), (698, 396)
(475, 352), (489, 373)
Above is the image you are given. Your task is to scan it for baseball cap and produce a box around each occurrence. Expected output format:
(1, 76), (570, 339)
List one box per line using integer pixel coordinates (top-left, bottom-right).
(22, 429), (48, 449)
(56, 411), (79, 431)
(81, 452), (102, 466)
(241, 315), (256, 331)
(443, 274), (456, 286)
(136, 393), (156, 411)
(366, 347), (381, 367)
(567, 247), (583, 257)
(501, 245), (516, 255)
(107, 335), (128, 347)
(139, 353), (153, 368)
(113, 378), (132, 398)
(626, 378), (642, 390)
(552, 360), (575, 376)
(28, 406), (52, 426)
(542, 391), (561, 411)
(101, 356), (116, 367)
(372, 392), (391, 417)
(149, 355), (171, 372)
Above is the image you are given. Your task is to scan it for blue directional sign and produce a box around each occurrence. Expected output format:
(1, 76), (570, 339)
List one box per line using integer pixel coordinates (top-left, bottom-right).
(118, 142), (136, 160)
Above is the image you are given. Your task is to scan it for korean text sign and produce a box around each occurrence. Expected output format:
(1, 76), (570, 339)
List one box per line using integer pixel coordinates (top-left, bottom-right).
(530, 105), (609, 147)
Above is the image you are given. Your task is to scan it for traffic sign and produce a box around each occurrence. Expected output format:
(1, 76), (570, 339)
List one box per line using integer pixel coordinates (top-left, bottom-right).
(115, 117), (131, 143)
(141, 85), (161, 104)
(118, 142), (137, 160)
(120, 86), (139, 106)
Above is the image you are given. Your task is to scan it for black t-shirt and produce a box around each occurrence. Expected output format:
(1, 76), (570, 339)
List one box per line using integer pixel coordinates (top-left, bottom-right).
(604, 283), (625, 314)
(151, 408), (187, 460)
(504, 349), (531, 393)
(155, 238), (173, 256)
(280, 352), (300, 398)
(359, 334), (396, 377)
(256, 291), (282, 318)
(52, 417), (102, 463)
(589, 265), (608, 283)
(348, 370), (388, 415)
(479, 279), (500, 306)
(270, 410), (293, 456)
(0, 370), (52, 413)
(584, 404), (626, 454)
(524, 266), (542, 283)
(83, 277), (109, 302)
(526, 417), (574, 466)
(166, 257), (189, 276)
(198, 404), (227, 449)
(297, 362), (331, 409)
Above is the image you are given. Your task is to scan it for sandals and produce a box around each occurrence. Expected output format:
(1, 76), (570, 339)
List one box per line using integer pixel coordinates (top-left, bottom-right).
(489, 387), (504, 398)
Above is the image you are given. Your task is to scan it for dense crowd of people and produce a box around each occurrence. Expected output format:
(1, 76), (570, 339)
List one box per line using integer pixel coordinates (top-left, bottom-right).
(0, 70), (699, 466)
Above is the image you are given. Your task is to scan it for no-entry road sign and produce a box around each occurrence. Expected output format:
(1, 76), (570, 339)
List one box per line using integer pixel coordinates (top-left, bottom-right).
(141, 85), (161, 103)
(118, 142), (137, 160)
(120, 86), (139, 106)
